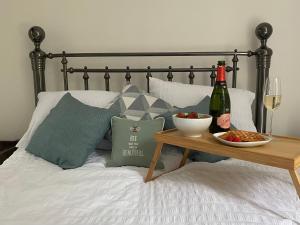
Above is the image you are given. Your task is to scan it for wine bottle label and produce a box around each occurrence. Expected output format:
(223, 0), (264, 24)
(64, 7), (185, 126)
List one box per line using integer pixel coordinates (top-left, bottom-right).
(217, 113), (230, 129)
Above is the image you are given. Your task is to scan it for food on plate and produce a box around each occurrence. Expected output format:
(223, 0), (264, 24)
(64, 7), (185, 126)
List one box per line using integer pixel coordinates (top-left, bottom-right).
(219, 130), (265, 142)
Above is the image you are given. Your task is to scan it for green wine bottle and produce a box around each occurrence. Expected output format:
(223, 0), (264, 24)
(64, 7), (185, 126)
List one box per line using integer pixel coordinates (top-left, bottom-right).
(209, 61), (231, 133)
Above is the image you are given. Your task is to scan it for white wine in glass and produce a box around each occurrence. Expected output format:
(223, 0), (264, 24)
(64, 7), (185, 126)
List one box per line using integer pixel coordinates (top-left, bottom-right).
(263, 77), (281, 136)
(264, 95), (281, 111)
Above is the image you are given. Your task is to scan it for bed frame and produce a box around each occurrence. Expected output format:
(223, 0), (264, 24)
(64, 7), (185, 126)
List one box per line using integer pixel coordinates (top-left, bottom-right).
(28, 22), (273, 133)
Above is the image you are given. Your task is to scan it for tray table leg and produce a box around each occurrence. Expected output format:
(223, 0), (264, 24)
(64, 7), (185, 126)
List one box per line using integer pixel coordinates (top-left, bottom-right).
(289, 169), (300, 198)
(144, 142), (163, 182)
(179, 148), (190, 168)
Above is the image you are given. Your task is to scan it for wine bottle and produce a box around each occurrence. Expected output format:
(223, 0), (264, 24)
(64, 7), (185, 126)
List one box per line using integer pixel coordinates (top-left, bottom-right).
(209, 61), (231, 133)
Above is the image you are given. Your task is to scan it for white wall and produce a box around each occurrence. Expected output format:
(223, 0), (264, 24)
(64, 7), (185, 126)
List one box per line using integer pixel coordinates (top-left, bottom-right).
(0, 0), (299, 140)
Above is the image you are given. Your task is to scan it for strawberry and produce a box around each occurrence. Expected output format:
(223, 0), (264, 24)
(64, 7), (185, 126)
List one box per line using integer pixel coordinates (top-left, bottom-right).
(226, 135), (234, 142)
(232, 136), (241, 142)
(190, 112), (198, 118)
(187, 114), (195, 119)
(187, 112), (198, 119)
(177, 112), (186, 118)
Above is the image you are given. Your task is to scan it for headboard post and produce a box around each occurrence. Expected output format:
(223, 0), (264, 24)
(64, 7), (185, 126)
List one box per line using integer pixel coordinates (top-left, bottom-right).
(254, 22), (273, 133)
(28, 26), (46, 105)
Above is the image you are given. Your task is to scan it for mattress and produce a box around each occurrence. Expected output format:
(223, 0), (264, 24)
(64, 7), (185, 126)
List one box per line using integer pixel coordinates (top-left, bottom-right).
(0, 148), (299, 225)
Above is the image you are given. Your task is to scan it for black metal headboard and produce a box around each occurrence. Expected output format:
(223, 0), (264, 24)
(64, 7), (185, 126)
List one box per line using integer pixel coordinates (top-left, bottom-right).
(28, 22), (273, 133)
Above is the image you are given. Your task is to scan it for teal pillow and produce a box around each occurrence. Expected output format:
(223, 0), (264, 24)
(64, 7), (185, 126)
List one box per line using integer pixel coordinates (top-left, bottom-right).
(26, 93), (113, 169)
(158, 96), (229, 163)
(107, 117), (165, 169)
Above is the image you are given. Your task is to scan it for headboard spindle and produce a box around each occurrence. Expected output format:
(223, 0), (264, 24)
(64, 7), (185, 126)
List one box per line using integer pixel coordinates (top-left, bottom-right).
(125, 66), (131, 84)
(104, 66), (110, 91)
(232, 49), (239, 88)
(61, 51), (68, 90)
(210, 65), (216, 87)
(189, 66), (195, 84)
(146, 66), (152, 93)
(83, 66), (89, 90)
(167, 66), (173, 81)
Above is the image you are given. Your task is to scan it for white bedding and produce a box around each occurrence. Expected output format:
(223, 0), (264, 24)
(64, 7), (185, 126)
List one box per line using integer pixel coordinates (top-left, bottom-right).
(1, 148), (300, 225)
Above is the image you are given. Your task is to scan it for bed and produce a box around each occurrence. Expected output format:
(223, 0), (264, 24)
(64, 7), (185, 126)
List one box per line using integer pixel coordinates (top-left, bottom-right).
(1, 22), (300, 225)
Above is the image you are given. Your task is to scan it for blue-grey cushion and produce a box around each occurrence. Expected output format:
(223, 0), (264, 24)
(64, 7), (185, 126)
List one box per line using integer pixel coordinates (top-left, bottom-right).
(26, 93), (113, 169)
(158, 96), (229, 163)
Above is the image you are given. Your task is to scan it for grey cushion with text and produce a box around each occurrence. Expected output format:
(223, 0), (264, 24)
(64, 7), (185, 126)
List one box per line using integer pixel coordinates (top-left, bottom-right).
(107, 117), (165, 169)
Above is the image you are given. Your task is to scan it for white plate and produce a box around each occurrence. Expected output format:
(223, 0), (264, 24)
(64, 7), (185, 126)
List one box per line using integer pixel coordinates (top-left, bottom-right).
(213, 132), (272, 148)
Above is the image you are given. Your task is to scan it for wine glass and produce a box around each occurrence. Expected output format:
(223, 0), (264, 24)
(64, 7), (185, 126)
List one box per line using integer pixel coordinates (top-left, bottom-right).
(263, 77), (281, 136)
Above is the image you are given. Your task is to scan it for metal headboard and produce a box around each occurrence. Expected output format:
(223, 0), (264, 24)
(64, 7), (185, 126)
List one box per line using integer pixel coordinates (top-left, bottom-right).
(28, 23), (273, 133)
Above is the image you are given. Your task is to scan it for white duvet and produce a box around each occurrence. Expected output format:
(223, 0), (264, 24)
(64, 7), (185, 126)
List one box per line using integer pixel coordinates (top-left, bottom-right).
(1, 148), (300, 225)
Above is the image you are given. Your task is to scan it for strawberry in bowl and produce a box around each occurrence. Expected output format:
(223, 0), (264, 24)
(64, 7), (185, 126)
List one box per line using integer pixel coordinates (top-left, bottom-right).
(173, 112), (212, 137)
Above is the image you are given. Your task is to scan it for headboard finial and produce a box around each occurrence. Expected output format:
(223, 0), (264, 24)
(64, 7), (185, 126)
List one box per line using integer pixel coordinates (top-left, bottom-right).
(28, 26), (45, 50)
(255, 23), (273, 47)
(29, 26), (46, 105)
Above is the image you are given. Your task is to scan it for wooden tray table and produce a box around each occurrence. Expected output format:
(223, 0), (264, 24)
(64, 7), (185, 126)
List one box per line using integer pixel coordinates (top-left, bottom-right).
(144, 129), (300, 198)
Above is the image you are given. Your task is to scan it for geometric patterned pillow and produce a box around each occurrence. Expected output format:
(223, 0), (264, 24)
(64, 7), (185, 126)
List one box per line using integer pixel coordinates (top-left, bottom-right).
(110, 85), (173, 121)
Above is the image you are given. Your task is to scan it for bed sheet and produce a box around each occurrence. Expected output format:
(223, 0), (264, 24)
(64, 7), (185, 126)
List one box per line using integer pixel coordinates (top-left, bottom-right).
(0, 148), (300, 225)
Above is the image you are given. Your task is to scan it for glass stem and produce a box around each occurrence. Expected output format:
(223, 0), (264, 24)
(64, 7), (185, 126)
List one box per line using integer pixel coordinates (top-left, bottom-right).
(269, 110), (274, 136)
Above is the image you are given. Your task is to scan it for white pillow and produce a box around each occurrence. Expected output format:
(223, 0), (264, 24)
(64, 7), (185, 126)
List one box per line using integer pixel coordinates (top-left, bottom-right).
(17, 90), (120, 148)
(149, 77), (256, 131)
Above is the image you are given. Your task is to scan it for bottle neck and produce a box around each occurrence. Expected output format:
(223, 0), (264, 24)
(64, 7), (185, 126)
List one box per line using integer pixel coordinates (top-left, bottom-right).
(216, 66), (226, 82)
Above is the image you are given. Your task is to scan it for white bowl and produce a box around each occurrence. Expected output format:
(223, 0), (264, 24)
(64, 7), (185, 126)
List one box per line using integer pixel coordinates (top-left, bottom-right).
(172, 113), (212, 137)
